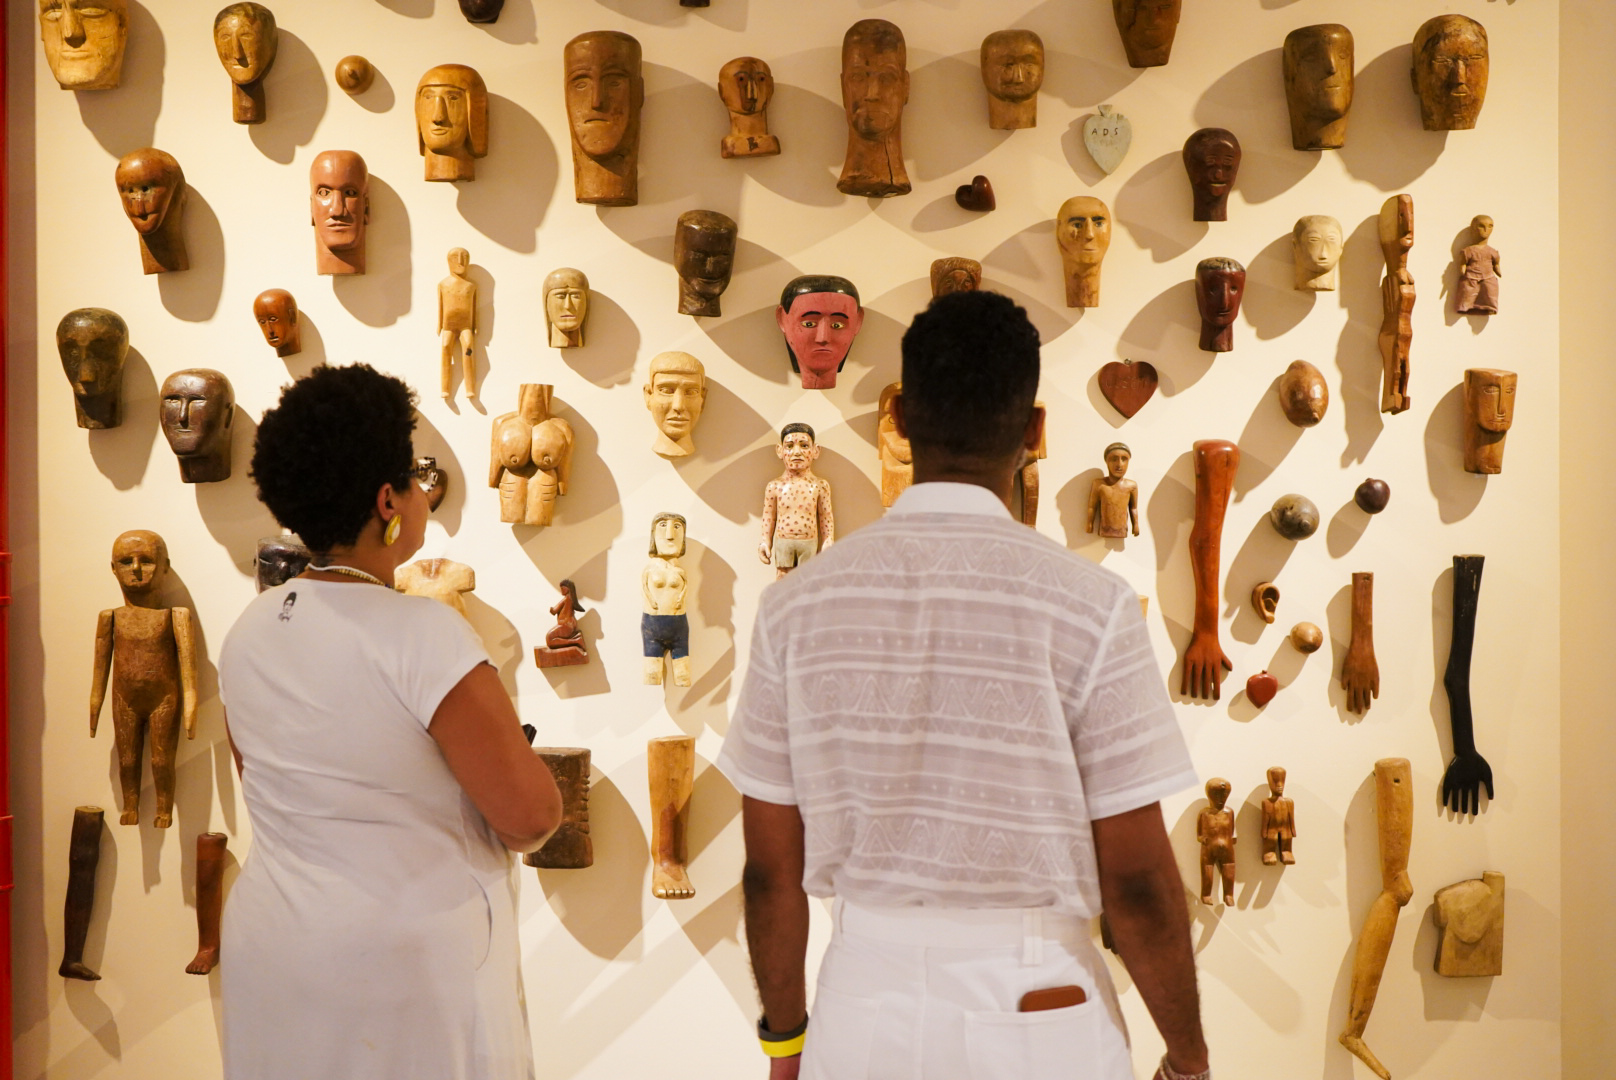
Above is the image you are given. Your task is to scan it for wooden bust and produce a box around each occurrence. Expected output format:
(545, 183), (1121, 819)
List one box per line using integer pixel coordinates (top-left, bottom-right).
(644, 351), (706, 458)
(564, 31), (643, 206)
(1261, 766), (1296, 865)
(1455, 216), (1500, 314)
(1196, 778), (1235, 906)
(760, 423), (835, 579)
(41, 0), (128, 90)
(334, 55), (373, 95)
(980, 29), (1043, 130)
(525, 749), (593, 867)
(642, 513), (692, 687)
(92, 530), (198, 828)
(534, 580), (588, 668)
(878, 382), (913, 508)
(1282, 24), (1353, 150)
(930, 258), (981, 298)
(187, 832), (228, 974)
(115, 148), (188, 274)
(544, 268), (589, 348)
(395, 558), (476, 619)
(1181, 439), (1238, 700)
(1194, 257), (1246, 352)
(1340, 757), (1413, 1080)
(777, 275), (864, 389)
(1086, 442), (1139, 540)
(1277, 360), (1329, 427)
(1112, 0), (1179, 68)
(59, 805), (105, 980)
(1056, 196), (1111, 308)
(1293, 214), (1343, 291)
(309, 150), (369, 275)
(252, 289), (301, 358)
(1433, 872), (1504, 977)
(1378, 194), (1415, 414)
(1342, 572), (1378, 714)
(489, 385), (574, 526)
(213, 3), (277, 125)
(57, 307), (127, 429)
(160, 369), (234, 483)
(675, 210), (737, 317)
(838, 19), (911, 197)
(1462, 369), (1517, 475)
(718, 57), (780, 158)
(416, 64), (488, 182)
(1182, 128), (1240, 222)
(457, 0), (502, 22)
(438, 247), (478, 400)
(1412, 16), (1488, 131)
(648, 735), (696, 899)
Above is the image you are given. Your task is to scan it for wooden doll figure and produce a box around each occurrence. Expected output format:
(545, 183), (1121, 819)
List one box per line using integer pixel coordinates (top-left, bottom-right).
(1017, 402), (1047, 527)
(718, 57), (781, 158)
(838, 20), (911, 197)
(438, 248), (478, 400)
(213, 3), (278, 125)
(563, 31), (644, 206)
(488, 385), (574, 527)
(40, 0), (128, 90)
(1378, 194), (1415, 414)
(1261, 766), (1296, 865)
(59, 806), (105, 980)
(648, 735), (696, 899)
(1455, 215), (1501, 314)
(759, 424), (835, 578)
(187, 832), (229, 974)
(115, 148), (188, 274)
(1086, 442), (1139, 541)
(878, 382), (913, 508)
(534, 580), (588, 668)
(91, 530), (199, 827)
(642, 513), (692, 687)
(525, 749), (593, 868)
(1197, 778), (1236, 906)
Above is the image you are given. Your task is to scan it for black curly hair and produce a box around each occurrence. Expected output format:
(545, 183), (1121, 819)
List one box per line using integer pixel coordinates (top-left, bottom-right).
(250, 363), (418, 553)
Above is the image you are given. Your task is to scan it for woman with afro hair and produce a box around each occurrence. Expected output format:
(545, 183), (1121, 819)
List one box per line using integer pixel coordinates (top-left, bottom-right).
(216, 363), (559, 1080)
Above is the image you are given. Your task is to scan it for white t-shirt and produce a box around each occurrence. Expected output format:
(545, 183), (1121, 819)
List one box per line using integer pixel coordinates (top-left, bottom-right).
(718, 483), (1198, 916)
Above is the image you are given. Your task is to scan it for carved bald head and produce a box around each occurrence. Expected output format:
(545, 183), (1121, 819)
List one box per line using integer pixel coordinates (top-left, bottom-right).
(1413, 15), (1488, 131)
(644, 351), (707, 458)
(416, 64), (488, 181)
(1113, 0), (1181, 68)
(675, 210), (737, 317)
(1057, 196), (1112, 307)
(40, 0), (128, 89)
(1183, 128), (1241, 221)
(160, 368), (235, 483)
(1292, 214), (1343, 290)
(111, 529), (169, 600)
(214, 4), (277, 84)
(252, 289), (300, 356)
(1194, 257), (1246, 352)
(58, 307), (128, 428)
(564, 31), (643, 161)
(1283, 24), (1353, 150)
(930, 258), (981, 299)
(544, 268), (589, 348)
(981, 29), (1043, 128)
(309, 150), (369, 274)
(719, 56), (773, 117)
(115, 148), (184, 236)
(842, 19), (908, 142)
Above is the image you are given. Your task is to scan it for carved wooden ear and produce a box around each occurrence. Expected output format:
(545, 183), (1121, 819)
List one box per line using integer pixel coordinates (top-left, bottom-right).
(954, 175), (996, 212)
(1252, 582), (1280, 624)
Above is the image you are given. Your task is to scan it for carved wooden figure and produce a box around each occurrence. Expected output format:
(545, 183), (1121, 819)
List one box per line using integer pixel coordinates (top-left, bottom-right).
(1339, 757), (1414, 1080)
(40, 0), (128, 90)
(57, 307), (127, 429)
(777, 275), (864, 389)
(1455, 216), (1500, 315)
(534, 580), (588, 668)
(1252, 582), (1280, 624)
(760, 424), (835, 578)
(1462, 369), (1517, 475)
(1082, 105), (1132, 174)
(930, 258), (981, 298)
(643, 513), (692, 687)
(334, 55), (373, 94)
(1195, 258), (1246, 352)
(186, 832), (228, 974)
(1086, 442), (1139, 540)
(115, 148), (188, 274)
(489, 385), (574, 526)
(457, 0), (502, 22)
(1293, 215), (1343, 291)
(838, 19), (911, 197)
(1283, 24), (1353, 150)
(1441, 555), (1495, 814)
(252, 289), (301, 358)
(1278, 360), (1329, 427)
(1057, 196), (1111, 307)
(213, 4), (277, 125)
(59, 805), (104, 980)
(544, 268), (589, 348)
(1183, 128), (1240, 222)
(1182, 440), (1238, 700)
(718, 57), (780, 158)
(395, 559), (476, 619)
(564, 31), (644, 206)
(1269, 493), (1319, 540)
(416, 457), (448, 512)
(1017, 404), (1047, 529)
(644, 352), (706, 458)
(160, 369), (234, 483)
(1413, 16), (1488, 131)
(1377, 194), (1415, 413)
(1433, 871), (1504, 977)
(980, 29), (1043, 130)
(649, 735), (696, 899)
(675, 210), (737, 317)
(1112, 0), (1180, 68)
(1261, 766), (1296, 865)
(416, 65), (488, 182)
(437, 248), (478, 399)
(1197, 778), (1235, 906)
(878, 382), (913, 508)
(525, 749), (594, 867)
(1342, 571), (1379, 714)
(92, 531), (198, 828)
(309, 150), (369, 275)
(254, 533), (309, 592)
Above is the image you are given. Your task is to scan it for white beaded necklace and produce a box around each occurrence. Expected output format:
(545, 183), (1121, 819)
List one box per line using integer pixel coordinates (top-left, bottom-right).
(310, 563), (390, 588)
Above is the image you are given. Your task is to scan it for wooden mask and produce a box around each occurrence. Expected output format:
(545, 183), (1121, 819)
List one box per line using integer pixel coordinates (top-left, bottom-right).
(213, 3), (278, 124)
(675, 210), (737, 317)
(644, 351), (707, 458)
(58, 307), (128, 429)
(160, 368), (235, 483)
(416, 64), (488, 182)
(252, 289), (301, 357)
(776, 275), (864, 390)
(309, 150), (369, 275)
(40, 0), (128, 90)
(929, 258), (981, 299)
(980, 29), (1043, 130)
(838, 19), (910, 197)
(544, 268), (589, 348)
(115, 148), (188, 274)
(564, 31), (644, 206)
(1283, 24), (1353, 150)
(1194, 257), (1245, 352)
(1112, 0), (1180, 68)
(1412, 15), (1488, 131)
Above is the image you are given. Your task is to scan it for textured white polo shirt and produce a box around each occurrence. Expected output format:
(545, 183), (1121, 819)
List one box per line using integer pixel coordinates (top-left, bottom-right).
(718, 482), (1197, 916)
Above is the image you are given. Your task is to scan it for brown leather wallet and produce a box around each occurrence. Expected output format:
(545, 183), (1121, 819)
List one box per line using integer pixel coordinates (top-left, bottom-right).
(1018, 985), (1087, 1012)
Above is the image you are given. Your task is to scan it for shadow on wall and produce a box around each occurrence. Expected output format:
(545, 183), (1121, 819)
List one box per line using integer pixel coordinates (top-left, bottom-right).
(906, 52), (1010, 183)
(412, 411), (466, 538)
(1194, 49), (1320, 207)
(1421, 382), (1486, 524)
(88, 345), (159, 490)
(560, 289), (640, 389)
(1335, 213), (1386, 469)
(1119, 281), (1209, 394)
(1115, 151), (1207, 263)
(596, 0), (748, 32)
(1338, 45), (1446, 189)
(671, 540), (736, 734)
(247, 29), (326, 165)
(515, 403), (626, 584)
(469, 0), (538, 45)
(75, 0), (163, 155)
(158, 186), (225, 323)
(194, 411), (281, 576)
(537, 771), (650, 959)
(333, 175), (412, 327)
(1232, 371), (1305, 497)
(453, 94), (556, 254)
(1242, 231), (1314, 342)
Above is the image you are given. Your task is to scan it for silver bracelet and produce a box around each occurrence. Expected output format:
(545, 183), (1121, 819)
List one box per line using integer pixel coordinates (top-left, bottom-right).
(1159, 1054), (1211, 1080)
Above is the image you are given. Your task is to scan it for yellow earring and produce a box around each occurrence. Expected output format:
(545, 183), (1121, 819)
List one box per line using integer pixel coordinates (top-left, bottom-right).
(383, 515), (401, 546)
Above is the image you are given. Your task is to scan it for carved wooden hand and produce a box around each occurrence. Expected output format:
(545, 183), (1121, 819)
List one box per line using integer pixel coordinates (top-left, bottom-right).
(1342, 572), (1379, 714)
(1180, 440), (1238, 700)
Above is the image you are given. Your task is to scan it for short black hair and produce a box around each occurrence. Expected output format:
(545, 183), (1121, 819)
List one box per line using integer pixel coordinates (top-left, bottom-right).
(251, 363), (417, 553)
(780, 422), (815, 443)
(899, 290), (1039, 462)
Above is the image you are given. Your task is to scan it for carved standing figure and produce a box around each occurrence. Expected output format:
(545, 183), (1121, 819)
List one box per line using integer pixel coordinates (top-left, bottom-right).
(648, 735), (696, 899)
(642, 513), (692, 687)
(1377, 194), (1415, 413)
(213, 4), (278, 125)
(489, 385), (574, 526)
(1412, 16), (1488, 131)
(160, 369), (235, 483)
(115, 148), (188, 274)
(40, 0), (128, 90)
(1293, 214), (1343, 291)
(252, 289), (301, 358)
(1194, 257), (1246, 352)
(838, 19), (911, 197)
(524, 749), (593, 867)
(1086, 442), (1139, 540)
(878, 382), (913, 508)
(534, 580), (588, 668)
(187, 832), (229, 974)
(437, 248), (478, 399)
(1112, 0), (1180, 68)
(1339, 757), (1414, 1080)
(1196, 778), (1235, 906)
(1056, 196), (1111, 308)
(1181, 439), (1238, 700)
(930, 258), (981, 298)
(1182, 128), (1241, 222)
(1342, 572), (1378, 714)
(58, 307), (127, 429)
(777, 275), (864, 389)
(759, 424), (835, 578)
(1462, 368), (1517, 475)
(564, 31), (644, 206)
(416, 64), (488, 182)
(980, 29), (1043, 130)
(1261, 766), (1296, 865)
(395, 559), (476, 620)
(59, 805), (105, 980)
(643, 351), (707, 458)
(544, 268), (589, 348)
(1455, 215), (1500, 314)
(91, 530), (199, 828)
(1282, 24), (1353, 150)
(675, 210), (737, 317)
(309, 150), (369, 276)
(718, 57), (780, 158)
(1433, 872), (1504, 977)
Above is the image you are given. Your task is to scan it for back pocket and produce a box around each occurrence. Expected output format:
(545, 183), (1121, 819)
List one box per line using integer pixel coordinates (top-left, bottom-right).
(962, 998), (1100, 1080)
(801, 984), (881, 1080)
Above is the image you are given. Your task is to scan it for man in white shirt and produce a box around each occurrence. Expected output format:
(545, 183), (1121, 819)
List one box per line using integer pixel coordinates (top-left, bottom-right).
(718, 291), (1210, 1080)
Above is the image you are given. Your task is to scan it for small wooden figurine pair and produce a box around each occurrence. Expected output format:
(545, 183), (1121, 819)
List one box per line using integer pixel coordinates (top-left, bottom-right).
(1196, 768), (1296, 906)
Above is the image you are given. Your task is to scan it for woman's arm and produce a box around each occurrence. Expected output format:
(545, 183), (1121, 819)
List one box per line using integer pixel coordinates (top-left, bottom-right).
(429, 663), (562, 853)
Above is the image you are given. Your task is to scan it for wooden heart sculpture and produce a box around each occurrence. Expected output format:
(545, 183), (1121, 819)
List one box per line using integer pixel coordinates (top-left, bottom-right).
(1083, 105), (1132, 175)
(955, 175), (996, 212)
(1098, 359), (1158, 419)
(1247, 670), (1278, 707)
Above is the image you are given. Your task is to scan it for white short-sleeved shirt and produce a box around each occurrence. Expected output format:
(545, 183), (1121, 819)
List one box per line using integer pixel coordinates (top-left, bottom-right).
(218, 578), (535, 1080)
(718, 483), (1197, 916)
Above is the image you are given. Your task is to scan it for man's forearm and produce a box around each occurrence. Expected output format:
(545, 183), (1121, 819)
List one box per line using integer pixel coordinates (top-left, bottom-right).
(1103, 860), (1209, 1073)
(742, 867), (810, 1032)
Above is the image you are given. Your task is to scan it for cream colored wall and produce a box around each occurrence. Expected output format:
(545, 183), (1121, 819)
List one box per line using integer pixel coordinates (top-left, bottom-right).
(8, 1), (1564, 1077)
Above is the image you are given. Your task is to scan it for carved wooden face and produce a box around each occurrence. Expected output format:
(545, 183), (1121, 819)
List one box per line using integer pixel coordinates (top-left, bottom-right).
(719, 57), (773, 116)
(1205, 778), (1231, 807)
(57, 309), (127, 396)
(675, 218), (736, 302)
(1104, 446), (1131, 479)
(213, 5), (277, 85)
(931, 260), (981, 297)
(777, 290), (864, 383)
(255, 536), (309, 592)
(39, 0), (127, 90)
(1195, 263), (1246, 328)
(651, 515), (686, 558)
(1414, 16), (1488, 130)
(115, 151), (182, 236)
(416, 70), (480, 154)
(564, 34), (642, 159)
(160, 370), (234, 458)
(111, 530), (168, 595)
(545, 272), (588, 333)
(1116, 0), (1180, 50)
(644, 355), (706, 444)
(980, 31), (1043, 104)
(1284, 25), (1353, 127)
(1057, 197), (1111, 268)
(252, 290), (296, 348)
(842, 29), (908, 141)
(1184, 131), (1241, 201)
(1294, 215), (1343, 272)
(1268, 767), (1286, 795)
(777, 429), (819, 474)
(1467, 370), (1517, 433)
(309, 152), (368, 253)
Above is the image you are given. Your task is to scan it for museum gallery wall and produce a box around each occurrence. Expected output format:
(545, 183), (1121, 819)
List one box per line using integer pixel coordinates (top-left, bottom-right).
(10, 1), (1563, 1077)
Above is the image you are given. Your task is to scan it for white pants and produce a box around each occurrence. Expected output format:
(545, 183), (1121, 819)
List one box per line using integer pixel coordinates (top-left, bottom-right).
(801, 900), (1134, 1080)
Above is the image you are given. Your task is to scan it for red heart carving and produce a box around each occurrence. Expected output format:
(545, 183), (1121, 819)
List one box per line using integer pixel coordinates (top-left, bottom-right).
(1098, 359), (1158, 419)
(1247, 670), (1278, 708)
(955, 175), (996, 212)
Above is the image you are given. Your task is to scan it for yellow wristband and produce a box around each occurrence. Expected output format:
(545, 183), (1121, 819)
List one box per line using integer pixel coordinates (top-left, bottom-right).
(760, 1033), (805, 1059)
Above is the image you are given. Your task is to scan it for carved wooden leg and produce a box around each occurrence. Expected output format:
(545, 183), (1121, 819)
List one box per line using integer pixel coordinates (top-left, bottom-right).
(186, 832), (228, 974)
(60, 806), (105, 980)
(648, 736), (695, 900)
